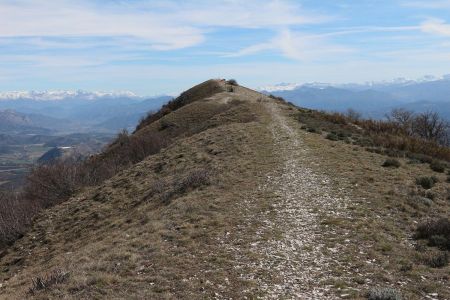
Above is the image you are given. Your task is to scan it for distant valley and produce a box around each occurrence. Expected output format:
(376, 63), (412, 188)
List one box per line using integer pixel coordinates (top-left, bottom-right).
(0, 92), (172, 189)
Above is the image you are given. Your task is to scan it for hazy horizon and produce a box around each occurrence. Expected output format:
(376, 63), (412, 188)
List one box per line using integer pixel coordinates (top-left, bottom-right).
(0, 73), (449, 99)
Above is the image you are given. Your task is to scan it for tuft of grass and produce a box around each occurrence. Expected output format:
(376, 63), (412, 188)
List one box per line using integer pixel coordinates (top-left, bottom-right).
(415, 176), (438, 189)
(155, 169), (212, 205)
(430, 160), (446, 173)
(366, 287), (402, 300)
(382, 159), (401, 168)
(28, 269), (69, 295)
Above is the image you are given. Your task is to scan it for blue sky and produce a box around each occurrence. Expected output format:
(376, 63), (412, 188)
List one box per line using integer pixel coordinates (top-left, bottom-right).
(0, 0), (450, 95)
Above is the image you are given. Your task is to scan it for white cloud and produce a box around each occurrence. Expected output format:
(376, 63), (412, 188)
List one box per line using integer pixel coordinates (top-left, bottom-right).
(227, 29), (353, 61)
(0, 0), (204, 50)
(0, 0), (328, 50)
(275, 29), (353, 61)
(421, 19), (450, 36)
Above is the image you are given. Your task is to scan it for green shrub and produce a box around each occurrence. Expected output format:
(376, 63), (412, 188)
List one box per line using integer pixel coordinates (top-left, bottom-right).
(430, 160), (446, 173)
(414, 218), (450, 250)
(415, 176), (438, 189)
(326, 133), (339, 141)
(382, 159), (401, 168)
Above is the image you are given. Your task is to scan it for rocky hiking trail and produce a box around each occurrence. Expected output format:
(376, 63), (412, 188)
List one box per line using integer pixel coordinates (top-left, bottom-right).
(225, 100), (358, 299)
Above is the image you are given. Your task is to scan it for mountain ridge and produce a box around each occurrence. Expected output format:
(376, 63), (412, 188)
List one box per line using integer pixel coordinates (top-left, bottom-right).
(263, 77), (450, 119)
(0, 79), (448, 299)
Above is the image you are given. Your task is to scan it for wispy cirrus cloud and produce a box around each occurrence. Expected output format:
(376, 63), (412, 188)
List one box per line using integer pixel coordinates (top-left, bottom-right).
(0, 0), (203, 50)
(226, 25), (422, 61)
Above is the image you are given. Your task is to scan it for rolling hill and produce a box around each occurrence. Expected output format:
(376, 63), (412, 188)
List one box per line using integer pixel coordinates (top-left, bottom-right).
(0, 80), (448, 299)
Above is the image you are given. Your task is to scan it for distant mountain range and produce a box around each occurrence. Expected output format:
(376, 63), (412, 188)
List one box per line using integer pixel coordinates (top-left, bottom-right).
(261, 76), (450, 119)
(0, 90), (140, 101)
(0, 92), (172, 134)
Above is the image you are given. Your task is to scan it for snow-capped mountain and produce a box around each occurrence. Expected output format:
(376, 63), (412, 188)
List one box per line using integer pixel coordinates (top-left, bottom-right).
(259, 75), (450, 93)
(258, 83), (302, 92)
(0, 90), (141, 101)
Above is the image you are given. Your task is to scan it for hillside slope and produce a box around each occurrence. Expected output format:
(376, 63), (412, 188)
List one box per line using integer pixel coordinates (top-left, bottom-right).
(0, 80), (448, 299)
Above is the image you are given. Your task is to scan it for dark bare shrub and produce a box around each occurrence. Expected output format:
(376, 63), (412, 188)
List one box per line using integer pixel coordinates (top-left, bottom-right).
(387, 108), (414, 134)
(346, 108), (362, 122)
(23, 161), (85, 208)
(412, 111), (449, 145)
(0, 191), (38, 247)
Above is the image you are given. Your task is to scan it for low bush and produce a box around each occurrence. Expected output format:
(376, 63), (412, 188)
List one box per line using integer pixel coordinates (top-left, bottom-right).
(326, 133), (339, 141)
(415, 176), (438, 189)
(430, 160), (446, 173)
(226, 79), (238, 86)
(268, 94), (286, 102)
(382, 159), (401, 168)
(408, 195), (433, 208)
(295, 108), (450, 162)
(414, 218), (450, 250)
(307, 127), (321, 134)
(366, 287), (402, 300)
(422, 251), (449, 268)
